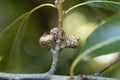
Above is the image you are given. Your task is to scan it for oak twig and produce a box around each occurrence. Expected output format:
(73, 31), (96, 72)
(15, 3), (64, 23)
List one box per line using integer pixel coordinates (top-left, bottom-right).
(0, 72), (118, 80)
(47, 40), (62, 74)
(46, 0), (65, 75)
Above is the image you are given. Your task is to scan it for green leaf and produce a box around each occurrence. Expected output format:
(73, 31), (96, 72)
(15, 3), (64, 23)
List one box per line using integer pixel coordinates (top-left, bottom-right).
(0, 4), (56, 71)
(70, 13), (120, 75)
(87, 0), (120, 11)
(65, 0), (120, 14)
(0, 13), (29, 71)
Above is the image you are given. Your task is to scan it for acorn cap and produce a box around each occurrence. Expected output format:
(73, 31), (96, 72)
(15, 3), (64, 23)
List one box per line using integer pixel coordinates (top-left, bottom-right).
(50, 27), (64, 40)
(66, 35), (79, 48)
(50, 27), (59, 40)
(39, 34), (53, 48)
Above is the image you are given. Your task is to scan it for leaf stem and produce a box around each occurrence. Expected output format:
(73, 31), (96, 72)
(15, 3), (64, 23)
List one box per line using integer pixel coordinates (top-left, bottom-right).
(55, 0), (64, 28)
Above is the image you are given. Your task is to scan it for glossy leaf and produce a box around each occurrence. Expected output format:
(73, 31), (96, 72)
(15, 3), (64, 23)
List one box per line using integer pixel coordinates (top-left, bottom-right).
(87, 0), (120, 11)
(70, 13), (120, 75)
(65, 0), (120, 14)
(0, 4), (56, 71)
(0, 13), (30, 71)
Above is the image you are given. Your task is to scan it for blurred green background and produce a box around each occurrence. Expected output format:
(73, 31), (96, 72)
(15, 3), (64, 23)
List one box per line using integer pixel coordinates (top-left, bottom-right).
(0, 0), (119, 78)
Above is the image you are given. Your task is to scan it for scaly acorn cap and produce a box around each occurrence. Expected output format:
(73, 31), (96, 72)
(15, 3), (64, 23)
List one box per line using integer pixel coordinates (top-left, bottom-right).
(50, 27), (65, 41)
(39, 34), (53, 48)
(66, 35), (79, 48)
(50, 27), (59, 40)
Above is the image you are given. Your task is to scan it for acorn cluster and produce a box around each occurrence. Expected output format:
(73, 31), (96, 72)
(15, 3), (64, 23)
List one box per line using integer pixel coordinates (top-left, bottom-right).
(39, 27), (79, 49)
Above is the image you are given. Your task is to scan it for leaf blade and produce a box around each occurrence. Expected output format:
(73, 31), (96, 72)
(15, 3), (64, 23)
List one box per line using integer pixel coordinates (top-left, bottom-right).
(65, 0), (120, 14)
(0, 3), (56, 71)
(70, 13), (120, 75)
(87, 0), (120, 11)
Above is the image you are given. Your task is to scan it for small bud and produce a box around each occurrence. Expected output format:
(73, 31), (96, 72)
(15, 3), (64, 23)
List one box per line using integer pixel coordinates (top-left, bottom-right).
(39, 34), (53, 48)
(50, 27), (65, 41)
(66, 35), (79, 48)
(55, 0), (59, 8)
(55, 0), (64, 8)
(50, 27), (59, 40)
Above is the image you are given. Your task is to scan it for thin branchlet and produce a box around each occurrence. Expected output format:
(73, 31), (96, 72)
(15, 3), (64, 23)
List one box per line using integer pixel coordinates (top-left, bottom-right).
(94, 57), (120, 76)
(40, 0), (78, 76)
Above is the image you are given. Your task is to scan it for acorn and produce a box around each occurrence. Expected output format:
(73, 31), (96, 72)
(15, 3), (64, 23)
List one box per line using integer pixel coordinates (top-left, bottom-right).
(50, 27), (59, 40)
(39, 34), (54, 48)
(50, 27), (65, 41)
(66, 35), (79, 48)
